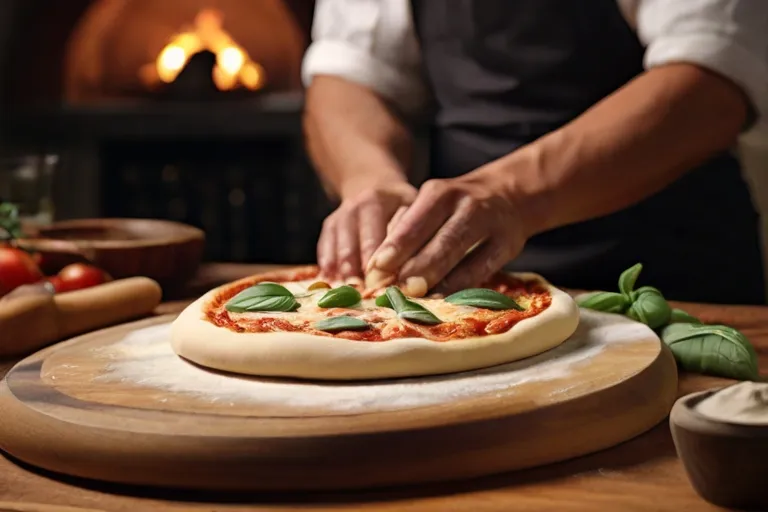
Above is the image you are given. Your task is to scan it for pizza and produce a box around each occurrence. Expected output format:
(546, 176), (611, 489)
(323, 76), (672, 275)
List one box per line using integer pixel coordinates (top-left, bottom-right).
(171, 265), (580, 380)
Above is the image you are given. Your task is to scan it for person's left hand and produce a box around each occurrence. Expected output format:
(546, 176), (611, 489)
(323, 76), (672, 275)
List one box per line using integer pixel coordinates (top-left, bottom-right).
(365, 170), (531, 295)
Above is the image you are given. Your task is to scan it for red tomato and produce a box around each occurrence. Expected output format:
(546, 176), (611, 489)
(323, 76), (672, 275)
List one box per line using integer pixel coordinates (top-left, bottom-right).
(0, 247), (44, 296)
(55, 263), (111, 292)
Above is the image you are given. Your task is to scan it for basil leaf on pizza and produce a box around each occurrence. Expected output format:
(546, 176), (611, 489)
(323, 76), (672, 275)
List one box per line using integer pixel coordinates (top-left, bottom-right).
(225, 282), (299, 312)
(314, 316), (370, 332)
(445, 288), (523, 310)
(317, 285), (362, 308)
(385, 286), (443, 325)
(375, 293), (393, 309)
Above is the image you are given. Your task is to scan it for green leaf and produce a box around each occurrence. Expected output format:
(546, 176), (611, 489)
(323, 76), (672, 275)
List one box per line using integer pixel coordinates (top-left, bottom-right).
(626, 289), (671, 329)
(576, 291), (631, 314)
(314, 315), (370, 332)
(669, 308), (701, 324)
(225, 282), (298, 312)
(660, 323), (759, 381)
(385, 286), (442, 325)
(618, 263), (643, 297)
(630, 286), (662, 301)
(317, 285), (361, 308)
(444, 288), (523, 310)
(0, 201), (23, 241)
(375, 294), (393, 309)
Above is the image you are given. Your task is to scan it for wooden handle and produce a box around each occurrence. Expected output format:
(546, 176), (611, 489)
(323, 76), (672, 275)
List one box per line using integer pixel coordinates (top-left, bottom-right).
(56, 277), (162, 338)
(0, 278), (162, 358)
(0, 502), (106, 512)
(0, 291), (58, 358)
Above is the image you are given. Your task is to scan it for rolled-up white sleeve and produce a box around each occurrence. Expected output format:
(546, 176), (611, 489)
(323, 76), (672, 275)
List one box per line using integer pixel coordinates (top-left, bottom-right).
(630, 0), (768, 132)
(301, 0), (428, 114)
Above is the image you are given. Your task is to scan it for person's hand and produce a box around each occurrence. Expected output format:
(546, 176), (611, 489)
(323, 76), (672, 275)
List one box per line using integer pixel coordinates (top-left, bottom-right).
(365, 171), (531, 294)
(318, 181), (417, 279)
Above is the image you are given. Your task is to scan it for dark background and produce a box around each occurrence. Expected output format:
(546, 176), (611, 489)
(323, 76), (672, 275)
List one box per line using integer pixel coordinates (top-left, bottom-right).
(0, 0), (333, 264)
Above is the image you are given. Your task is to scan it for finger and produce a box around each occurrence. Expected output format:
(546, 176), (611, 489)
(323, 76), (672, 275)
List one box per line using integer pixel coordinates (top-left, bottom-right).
(358, 202), (387, 271)
(336, 213), (362, 278)
(368, 183), (454, 273)
(434, 237), (513, 295)
(317, 217), (338, 277)
(365, 205), (409, 275)
(387, 206), (408, 235)
(364, 267), (396, 291)
(398, 201), (488, 291)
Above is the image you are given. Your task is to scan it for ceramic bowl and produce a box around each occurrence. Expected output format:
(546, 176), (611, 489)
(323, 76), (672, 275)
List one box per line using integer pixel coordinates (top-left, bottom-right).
(670, 388), (768, 510)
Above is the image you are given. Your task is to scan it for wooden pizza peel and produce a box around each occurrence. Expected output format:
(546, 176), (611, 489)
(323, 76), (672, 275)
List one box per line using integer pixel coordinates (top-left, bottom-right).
(0, 309), (678, 491)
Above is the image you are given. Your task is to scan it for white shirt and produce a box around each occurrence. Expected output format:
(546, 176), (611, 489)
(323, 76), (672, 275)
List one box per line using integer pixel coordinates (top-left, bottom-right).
(302, 0), (768, 133)
(302, 0), (768, 295)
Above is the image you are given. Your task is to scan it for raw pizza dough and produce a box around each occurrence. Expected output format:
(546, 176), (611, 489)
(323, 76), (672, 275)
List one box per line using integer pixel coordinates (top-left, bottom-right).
(171, 268), (580, 380)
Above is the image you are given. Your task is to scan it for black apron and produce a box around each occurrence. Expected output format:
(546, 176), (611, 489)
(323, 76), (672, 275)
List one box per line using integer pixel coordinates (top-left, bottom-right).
(411, 0), (765, 304)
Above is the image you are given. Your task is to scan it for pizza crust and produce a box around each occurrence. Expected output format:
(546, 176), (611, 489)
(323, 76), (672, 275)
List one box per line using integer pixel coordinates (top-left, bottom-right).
(170, 270), (580, 381)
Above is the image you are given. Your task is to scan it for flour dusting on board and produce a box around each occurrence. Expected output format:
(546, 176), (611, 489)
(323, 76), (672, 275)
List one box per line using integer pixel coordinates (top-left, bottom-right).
(91, 310), (653, 413)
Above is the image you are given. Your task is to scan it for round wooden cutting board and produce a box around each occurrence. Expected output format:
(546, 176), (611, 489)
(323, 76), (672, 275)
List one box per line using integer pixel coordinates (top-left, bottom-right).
(0, 310), (678, 491)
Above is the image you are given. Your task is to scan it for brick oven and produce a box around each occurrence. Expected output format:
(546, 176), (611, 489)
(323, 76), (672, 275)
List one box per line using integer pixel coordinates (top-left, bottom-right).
(0, 0), (332, 264)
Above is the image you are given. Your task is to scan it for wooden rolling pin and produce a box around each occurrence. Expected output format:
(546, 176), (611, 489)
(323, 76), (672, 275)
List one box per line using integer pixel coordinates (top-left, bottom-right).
(0, 277), (162, 358)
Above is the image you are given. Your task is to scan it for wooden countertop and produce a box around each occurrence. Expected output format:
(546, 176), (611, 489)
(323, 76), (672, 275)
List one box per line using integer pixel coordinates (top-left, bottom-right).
(1, 263), (766, 512)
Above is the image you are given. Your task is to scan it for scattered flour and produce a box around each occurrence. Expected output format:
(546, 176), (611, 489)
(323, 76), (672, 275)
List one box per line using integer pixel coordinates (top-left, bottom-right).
(90, 310), (653, 414)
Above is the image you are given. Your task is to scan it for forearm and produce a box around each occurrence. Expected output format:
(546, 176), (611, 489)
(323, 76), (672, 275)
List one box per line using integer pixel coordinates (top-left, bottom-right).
(491, 64), (750, 237)
(303, 76), (416, 200)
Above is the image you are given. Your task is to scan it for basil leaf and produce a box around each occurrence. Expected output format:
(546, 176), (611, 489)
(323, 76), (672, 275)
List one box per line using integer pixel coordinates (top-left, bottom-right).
(630, 286), (662, 301)
(399, 309), (443, 325)
(226, 295), (298, 313)
(385, 286), (442, 325)
(626, 288), (671, 329)
(669, 308), (701, 324)
(317, 285), (361, 308)
(225, 283), (298, 312)
(314, 316), (370, 332)
(660, 323), (759, 381)
(576, 291), (630, 314)
(375, 294), (393, 309)
(444, 288), (523, 310)
(618, 263), (643, 297)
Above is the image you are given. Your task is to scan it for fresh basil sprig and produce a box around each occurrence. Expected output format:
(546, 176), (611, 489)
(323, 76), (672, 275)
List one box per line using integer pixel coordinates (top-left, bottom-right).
(660, 323), (759, 381)
(444, 288), (523, 310)
(577, 262), (760, 381)
(225, 282), (299, 312)
(314, 316), (370, 332)
(669, 308), (701, 324)
(618, 263), (642, 297)
(385, 286), (442, 325)
(576, 291), (629, 314)
(626, 286), (671, 329)
(317, 285), (361, 308)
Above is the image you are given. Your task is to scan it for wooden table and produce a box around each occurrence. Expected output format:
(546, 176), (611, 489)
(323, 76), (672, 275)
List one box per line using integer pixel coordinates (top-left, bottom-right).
(1, 263), (766, 512)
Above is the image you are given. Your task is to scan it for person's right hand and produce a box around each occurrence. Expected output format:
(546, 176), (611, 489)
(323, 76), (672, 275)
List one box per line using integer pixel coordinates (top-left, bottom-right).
(318, 181), (417, 279)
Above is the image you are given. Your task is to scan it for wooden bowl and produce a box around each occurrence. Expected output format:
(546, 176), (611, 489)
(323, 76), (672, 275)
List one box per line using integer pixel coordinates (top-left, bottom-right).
(670, 388), (768, 510)
(17, 218), (205, 288)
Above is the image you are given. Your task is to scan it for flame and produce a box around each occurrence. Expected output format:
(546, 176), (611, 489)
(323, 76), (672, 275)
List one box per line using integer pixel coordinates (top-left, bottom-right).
(140, 9), (266, 91)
